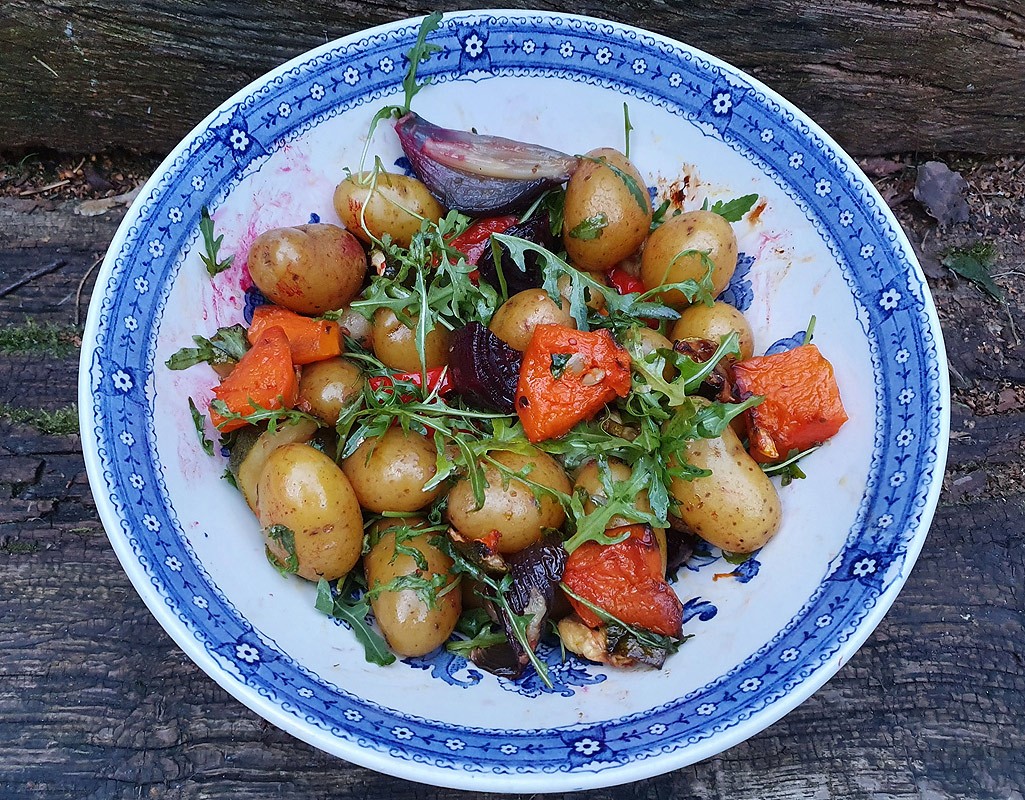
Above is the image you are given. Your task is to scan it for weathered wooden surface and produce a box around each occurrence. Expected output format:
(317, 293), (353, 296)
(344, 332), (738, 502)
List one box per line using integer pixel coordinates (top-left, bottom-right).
(2, 1), (1025, 156)
(0, 157), (1023, 798)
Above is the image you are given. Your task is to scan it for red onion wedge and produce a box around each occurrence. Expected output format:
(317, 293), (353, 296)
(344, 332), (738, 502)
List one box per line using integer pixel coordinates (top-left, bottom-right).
(395, 112), (578, 216)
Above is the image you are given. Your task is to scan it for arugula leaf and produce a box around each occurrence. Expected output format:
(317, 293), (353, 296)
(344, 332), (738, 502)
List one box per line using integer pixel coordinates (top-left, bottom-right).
(265, 524), (299, 575)
(315, 576), (396, 666)
(760, 445), (819, 486)
(703, 193), (759, 223)
(188, 397), (214, 456)
(366, 572), (451, 609)
(941, 247), (1003, 300)
(568, 213), (608, 240)
(199, 206), (234, 277)
(401, 12), (443, 113)
(580, 154), (649, 214)
(166, 324), (249, 370)
(208, 398), (321, 433)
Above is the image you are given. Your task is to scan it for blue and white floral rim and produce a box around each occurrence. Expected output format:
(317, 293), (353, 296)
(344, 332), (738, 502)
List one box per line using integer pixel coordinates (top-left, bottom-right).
(79, 11), (949, 791)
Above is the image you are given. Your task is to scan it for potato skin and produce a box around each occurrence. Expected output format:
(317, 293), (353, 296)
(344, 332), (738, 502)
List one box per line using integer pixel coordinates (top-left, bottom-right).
(297, 357), (365, 425)
(333, 172), (445, 248)
(563, 148), (653, 272)
(640, 211), (738, 307)
(488, 289), (575, 352)
(447, 449), (570, 553)
(342, 427), (445, 513)
(257, 443), (364, 581)
(371, 308), (451, 371)
(235, 419), (319, 513)
(629, 326), (676, 381)
(365, 522), (460, 657)
(670, 301), (754, 361)
(668, 422), (781, 553)
(247, 223), (367, 315)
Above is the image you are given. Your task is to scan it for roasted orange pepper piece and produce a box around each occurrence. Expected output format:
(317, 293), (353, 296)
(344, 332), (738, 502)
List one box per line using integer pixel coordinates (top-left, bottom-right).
(732, 343), (848, 462)
(210, 326), (298, 432)
(515, 324), (632, 442)
(247, 304), (343, 365)
(562, 524), (683, 637)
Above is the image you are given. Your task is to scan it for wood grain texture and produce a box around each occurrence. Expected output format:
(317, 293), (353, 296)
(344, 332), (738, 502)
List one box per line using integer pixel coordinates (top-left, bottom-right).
(0, 168), (1023, 798)
(1, 1), (1024, 156)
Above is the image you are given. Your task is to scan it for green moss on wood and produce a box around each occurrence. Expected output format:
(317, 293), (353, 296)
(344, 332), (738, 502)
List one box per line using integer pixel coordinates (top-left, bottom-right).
(0, 403), (79, 435)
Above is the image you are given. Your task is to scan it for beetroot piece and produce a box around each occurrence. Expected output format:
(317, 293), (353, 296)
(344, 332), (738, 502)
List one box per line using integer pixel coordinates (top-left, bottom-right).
(395, 112), (577, 216)
(476, 212), (557, 296)
(447, 322), (522, 413)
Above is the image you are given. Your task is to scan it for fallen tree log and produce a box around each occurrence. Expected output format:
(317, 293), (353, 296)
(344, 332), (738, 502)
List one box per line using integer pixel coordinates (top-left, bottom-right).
(1, 1), (1023, 155)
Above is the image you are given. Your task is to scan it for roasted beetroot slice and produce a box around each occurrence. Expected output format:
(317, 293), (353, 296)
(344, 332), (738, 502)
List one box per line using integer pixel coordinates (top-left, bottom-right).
(447, 322), (522, 413)
(396, 112), (576, 217)
(476, 212), (557, 296)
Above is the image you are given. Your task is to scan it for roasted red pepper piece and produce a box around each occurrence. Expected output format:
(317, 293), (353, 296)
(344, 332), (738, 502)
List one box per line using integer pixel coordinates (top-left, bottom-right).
(210, 326), (298, 432)
(449, 215), (518, 265)
(368, 366), (453, 397)
(562, 524), (683, 637)
(732, 343), (848, 462)
(606, 265), (645, 295)
(515, 324), (632, 442)
(247, 304), (343, 365)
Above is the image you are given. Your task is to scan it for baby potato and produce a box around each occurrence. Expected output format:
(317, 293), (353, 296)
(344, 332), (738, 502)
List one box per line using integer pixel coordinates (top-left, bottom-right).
(342, 427), (445, 513)
(563, 147), (653, 272)
(233, 419), (319, 512)
(371, 308), (451, 371)
(668, 420), (781, 553)
(640, 210), (738, 307)
(670, 301), (754, 361)
(297, 357), (365, 425)
(488, 289), (576, 352)
(257, 443), (364, 581)
(447, 449), (570, 553)
(247, 223), (367, 315)
(334, 306), (373, 348)
(365, 521), (460, 657)
(574, 459), (667, 573)
(333, 171), (445, 248)
(629, 326), (676, 381)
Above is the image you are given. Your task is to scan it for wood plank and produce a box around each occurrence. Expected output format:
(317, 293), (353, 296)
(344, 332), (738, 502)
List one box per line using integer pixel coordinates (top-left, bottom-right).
(0, 157), (1023, 797)
(1, 2), (1024, 156)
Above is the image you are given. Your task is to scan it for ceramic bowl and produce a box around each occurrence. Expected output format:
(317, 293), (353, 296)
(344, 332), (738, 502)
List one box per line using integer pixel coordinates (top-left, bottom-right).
(80, 10), (948, 791)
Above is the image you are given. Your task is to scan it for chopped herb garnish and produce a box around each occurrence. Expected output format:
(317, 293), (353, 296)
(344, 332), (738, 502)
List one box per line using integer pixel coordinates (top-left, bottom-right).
(188, 397), (214, 456)
(199, 206), (234, 277)
(568, 213), (608, 240)
(549, 352), (572, 379)
(315, 575), (396, 666)
(703, 193), (759, 223)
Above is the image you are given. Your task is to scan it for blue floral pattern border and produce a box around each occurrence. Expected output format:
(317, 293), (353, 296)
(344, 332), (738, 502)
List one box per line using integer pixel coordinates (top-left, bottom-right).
(82, 12), (947, 786)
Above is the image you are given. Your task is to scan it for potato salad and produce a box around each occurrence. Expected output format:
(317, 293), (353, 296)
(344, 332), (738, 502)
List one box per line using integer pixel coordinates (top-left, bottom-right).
(169, 14), (847, 684)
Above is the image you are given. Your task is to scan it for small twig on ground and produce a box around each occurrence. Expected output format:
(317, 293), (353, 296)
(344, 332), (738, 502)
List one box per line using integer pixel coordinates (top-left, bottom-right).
(31, 55), (59, 78)
(0, 259), (66, 299)
(18, 179), (71, 197)
(75, 256), (103, 326)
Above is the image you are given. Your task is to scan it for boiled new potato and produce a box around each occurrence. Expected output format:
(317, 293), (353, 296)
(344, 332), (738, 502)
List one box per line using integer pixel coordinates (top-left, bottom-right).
(447, 449), (570, 553)
(563, 147), (653, 272)
(668, 418), (781, 553)
(574, 458), (667, 574)
(333, 172), (445, 247)
(232, 418), (319, 513)
(257, 443), (363, 581)
(365, 519), (461, 657)
(342, 427), (445, 513)
(297, 357), (365, 424)
(488, 288), (575, 351)
(670, 301), (754, 361)
(371, 308), (451, 371)
(640, 210), (738, 307)
(247, 223), (367, 315)
(334, 305), (372, 348)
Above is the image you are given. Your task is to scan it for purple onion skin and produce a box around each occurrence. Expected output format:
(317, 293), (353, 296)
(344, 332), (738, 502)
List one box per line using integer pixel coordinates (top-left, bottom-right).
(447, 322), (522, 413)
(469, 534), (568, 680)
(395, 113), (569, 217)
(476, 212), (557, 296)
